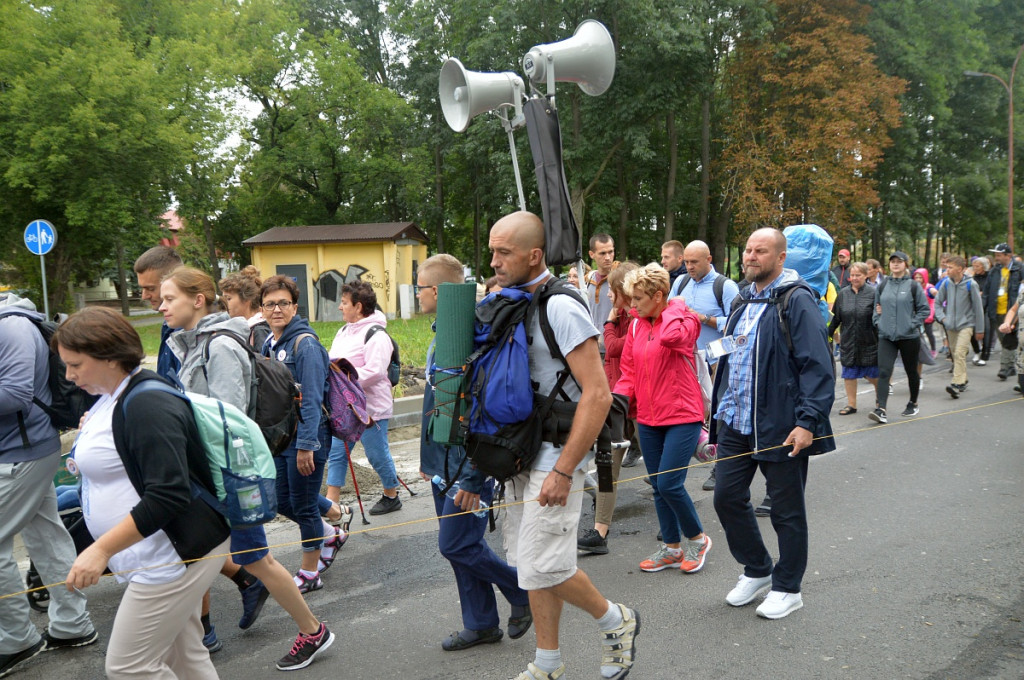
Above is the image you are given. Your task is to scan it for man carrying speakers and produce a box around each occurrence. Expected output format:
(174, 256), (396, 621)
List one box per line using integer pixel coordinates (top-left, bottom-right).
(416, 254), (532, 652)
(490, 212), (640, 680)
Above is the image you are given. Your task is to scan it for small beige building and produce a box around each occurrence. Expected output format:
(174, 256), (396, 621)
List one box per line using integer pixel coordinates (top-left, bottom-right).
(242, 223), (430, 321)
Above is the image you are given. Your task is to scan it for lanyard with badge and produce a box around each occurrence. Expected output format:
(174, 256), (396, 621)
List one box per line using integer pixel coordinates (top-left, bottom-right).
(706, 298), (765, 359)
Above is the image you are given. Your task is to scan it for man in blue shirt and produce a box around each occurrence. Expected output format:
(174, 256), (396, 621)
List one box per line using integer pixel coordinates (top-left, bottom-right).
(670, 240), (740, 491)
(132, 245), (183, 382)
(710, 228), (835, 621)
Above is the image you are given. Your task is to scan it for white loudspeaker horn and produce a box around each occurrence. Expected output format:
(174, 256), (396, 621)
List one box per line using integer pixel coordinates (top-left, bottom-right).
(522, 19), (616, 96)
(439, 58), (525, 132)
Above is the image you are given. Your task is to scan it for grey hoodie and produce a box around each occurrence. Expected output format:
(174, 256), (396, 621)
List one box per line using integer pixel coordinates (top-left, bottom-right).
(0, 293), (59, 462)
(167, 312), (253, 414)
(934, 275), (984, 332)
(872, 275), (930, 341)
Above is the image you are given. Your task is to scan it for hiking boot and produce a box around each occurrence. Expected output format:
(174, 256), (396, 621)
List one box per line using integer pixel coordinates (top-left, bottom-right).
(294, 570), (323, 595)
(507, 604), (533, 640)
(680, 535), (711, 573)
(901, 402), (919, 417)
(756, 590), (804, 619)
(868, 407), (887, 424)
(42, 629), (98, 650)
(577, 528), (609, 555)
(369, 494), (402, 515)
(621, 448), (642, 468)
(639, 545), (683, 572)
(510, 662), (565, 680)
(276, 623), (334, 671)
(0, 638), (45, 678)
(997, 369), (1010, 380)
(946, 384), (960, 399)
(318, 526), (348, 572)
(726, 574), (772, 606)
(701, 465), (716, 491)
(754, 495), (772, 517)
(599, 604), (641, 680)
(441, 627), (503, 651)
(203, 626), (223, 653)
(238, 580), (270, 630)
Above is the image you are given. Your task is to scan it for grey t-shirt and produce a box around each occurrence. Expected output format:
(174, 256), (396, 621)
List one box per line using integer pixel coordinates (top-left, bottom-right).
(528, 288), (600, 472)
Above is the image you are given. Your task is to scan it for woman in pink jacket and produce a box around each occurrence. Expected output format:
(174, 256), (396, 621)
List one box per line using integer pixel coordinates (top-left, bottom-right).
(614, 263), (712, 574)
(326, 281), (402, 516)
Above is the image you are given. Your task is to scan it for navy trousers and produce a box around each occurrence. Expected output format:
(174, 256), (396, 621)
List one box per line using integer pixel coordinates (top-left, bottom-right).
(432, 479), (528, 631)
(712, 423), (809, 594)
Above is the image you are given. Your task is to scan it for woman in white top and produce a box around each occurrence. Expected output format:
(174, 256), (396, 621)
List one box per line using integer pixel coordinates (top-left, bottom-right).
(56, 307), (229, 679)
(161, 267), (338, 671)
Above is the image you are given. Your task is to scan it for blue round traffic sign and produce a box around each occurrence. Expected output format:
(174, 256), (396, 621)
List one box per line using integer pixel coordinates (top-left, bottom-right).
(24, 220), (57, 256)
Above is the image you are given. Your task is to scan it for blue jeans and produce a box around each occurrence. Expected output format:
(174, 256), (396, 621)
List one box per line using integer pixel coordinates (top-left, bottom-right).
(712, 423), (809, 593)
(276, 430), (331, 553)
(637, 421), (704, 544)
(433, 479), (528, 630)
(328, 420), (399, 490)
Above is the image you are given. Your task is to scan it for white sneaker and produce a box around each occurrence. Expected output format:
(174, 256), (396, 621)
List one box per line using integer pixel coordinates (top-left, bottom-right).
(756, 590), (803, 619)
(725, 574), (772, 606)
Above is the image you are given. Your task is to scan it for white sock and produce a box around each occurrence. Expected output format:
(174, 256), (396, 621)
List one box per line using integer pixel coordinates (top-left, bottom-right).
(533, 648), (562, 673)
(596, 600), (622, 631)
(294, 568), (318, 587)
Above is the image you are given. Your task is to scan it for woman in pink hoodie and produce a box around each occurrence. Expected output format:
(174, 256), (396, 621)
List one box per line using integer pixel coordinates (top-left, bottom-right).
(614, 263), (712, 575)
(913, 268), (938, 357)
(326, 281), (402, 516)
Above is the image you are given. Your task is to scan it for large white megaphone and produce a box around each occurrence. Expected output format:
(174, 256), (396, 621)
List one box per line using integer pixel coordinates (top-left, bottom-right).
(522, 19), (615, 96)
(439, 58), (525, 132)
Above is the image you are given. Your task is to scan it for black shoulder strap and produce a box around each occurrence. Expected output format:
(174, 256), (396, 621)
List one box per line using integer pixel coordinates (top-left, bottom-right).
(677, 274), (691, 293)
(712, 274), (727, 314)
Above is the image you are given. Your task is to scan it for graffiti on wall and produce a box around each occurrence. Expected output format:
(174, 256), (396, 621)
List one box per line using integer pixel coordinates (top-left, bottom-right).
(313, 264), (391, 321)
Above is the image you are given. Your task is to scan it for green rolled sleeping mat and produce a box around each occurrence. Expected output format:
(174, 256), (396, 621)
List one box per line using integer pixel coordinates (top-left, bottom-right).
(428, 282), (477, 445)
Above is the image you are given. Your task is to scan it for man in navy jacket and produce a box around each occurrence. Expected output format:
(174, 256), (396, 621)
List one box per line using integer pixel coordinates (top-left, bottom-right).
(710, 228), (835, 621)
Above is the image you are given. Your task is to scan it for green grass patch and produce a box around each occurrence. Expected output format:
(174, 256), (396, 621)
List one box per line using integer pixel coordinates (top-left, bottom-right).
(137, 323), (164, 358)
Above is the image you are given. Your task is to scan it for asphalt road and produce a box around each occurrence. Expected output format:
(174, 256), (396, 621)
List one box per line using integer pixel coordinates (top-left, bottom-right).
(11, 358), (1024, 679)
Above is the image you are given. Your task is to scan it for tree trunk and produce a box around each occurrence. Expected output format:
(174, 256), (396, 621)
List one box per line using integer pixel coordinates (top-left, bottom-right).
(473, 193), (481, 279)
(202, 216), (221, 287)
(116, 239), (131, 317)
(434, 145), (445, 253)
(665, 111), (678, 242)
(616, 156), (630, 257)
(698, 95), (711, 241)
(712, 195), (733, 268)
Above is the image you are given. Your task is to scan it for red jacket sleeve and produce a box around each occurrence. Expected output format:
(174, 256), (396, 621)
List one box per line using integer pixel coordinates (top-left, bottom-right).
(658, 299), (700, 353)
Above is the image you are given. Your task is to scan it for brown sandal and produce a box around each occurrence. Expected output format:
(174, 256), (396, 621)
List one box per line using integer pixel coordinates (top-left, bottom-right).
(838, 406), (857, 416)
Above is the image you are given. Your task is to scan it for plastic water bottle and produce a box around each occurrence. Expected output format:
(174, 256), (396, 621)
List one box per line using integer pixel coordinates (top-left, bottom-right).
(432, 475), (488, 518)
(232, 437), (263, 524)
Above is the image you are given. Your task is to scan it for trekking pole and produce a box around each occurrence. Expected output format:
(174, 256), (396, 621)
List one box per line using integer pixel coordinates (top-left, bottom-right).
(345, 441), (371, 525)
(396, 474), (418, 497)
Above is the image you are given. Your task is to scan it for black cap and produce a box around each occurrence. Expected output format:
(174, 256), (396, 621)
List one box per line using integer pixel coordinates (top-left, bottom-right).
(989, 243), (1011, 254)
(889, 251), (909, 263)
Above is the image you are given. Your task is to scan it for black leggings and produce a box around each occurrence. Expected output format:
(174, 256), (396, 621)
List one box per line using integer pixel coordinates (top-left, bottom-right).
(876, 336), (920, 410)
(923, 322), (936, 351)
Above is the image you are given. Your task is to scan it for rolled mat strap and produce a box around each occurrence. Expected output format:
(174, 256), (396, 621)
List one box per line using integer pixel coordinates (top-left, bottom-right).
(429, 282), (477, 446)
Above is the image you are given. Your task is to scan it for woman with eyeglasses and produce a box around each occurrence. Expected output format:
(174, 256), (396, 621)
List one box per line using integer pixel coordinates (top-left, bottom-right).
(260, 276), (338, 598)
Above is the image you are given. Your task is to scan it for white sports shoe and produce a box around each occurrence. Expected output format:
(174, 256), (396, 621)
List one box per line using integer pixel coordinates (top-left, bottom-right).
(756, 590), (803, 619)
(725, 574), (772, 606)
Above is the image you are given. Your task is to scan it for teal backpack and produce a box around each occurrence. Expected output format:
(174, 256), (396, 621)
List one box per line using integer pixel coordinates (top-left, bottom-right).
(123, 381), (277, 528)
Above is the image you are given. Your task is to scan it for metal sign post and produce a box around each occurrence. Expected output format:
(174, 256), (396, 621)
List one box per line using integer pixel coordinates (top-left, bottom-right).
(24, 219), (57, 319)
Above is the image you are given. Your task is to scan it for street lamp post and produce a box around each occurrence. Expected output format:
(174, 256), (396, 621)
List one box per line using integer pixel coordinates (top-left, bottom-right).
(965, 42), (1024, 254)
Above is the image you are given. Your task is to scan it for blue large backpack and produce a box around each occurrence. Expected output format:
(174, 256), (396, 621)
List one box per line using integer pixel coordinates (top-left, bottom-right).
(454, 279), (582, 481)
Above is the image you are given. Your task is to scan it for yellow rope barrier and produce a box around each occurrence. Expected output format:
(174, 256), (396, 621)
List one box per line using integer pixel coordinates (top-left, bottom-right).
(3, 396), (1018, 602)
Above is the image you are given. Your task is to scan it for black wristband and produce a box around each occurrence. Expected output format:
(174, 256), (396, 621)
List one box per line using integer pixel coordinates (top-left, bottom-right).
(551, 468), (573, 482)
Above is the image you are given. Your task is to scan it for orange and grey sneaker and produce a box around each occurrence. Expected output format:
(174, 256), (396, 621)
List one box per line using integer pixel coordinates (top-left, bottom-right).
(639, 545), (684, 572)
(680, 535), (712, 573)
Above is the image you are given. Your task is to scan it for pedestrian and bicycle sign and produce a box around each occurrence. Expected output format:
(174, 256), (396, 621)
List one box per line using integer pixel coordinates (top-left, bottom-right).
(24, 219), (57, 256)
(23, 219), (57, 317)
